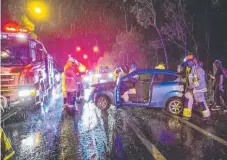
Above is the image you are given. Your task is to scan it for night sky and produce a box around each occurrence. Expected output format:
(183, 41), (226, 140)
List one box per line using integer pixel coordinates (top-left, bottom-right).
(1, 0), (227, 70)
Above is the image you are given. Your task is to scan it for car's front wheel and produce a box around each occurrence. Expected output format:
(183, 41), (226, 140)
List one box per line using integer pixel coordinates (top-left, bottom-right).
(166, 97), (183, 115)
(95, 95), (111, 111)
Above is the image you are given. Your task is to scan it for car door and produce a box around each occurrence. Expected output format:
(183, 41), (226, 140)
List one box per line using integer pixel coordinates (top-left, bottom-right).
(119, 73), (153, 107)
(150, 73), (184, 107)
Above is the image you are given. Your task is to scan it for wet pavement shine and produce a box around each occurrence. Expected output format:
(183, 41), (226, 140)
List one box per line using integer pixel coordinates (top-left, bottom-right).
(2, 88), (227, 160)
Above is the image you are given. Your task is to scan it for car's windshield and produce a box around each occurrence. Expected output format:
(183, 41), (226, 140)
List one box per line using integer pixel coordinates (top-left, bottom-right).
(1, 39), (31, 66)
(99, 66), (110, 73)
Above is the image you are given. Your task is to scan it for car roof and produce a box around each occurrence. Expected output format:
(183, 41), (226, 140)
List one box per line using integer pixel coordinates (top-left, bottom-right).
(122, 69), (178, 78)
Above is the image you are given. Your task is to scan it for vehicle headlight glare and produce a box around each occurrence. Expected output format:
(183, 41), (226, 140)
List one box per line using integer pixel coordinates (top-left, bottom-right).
(19, 89), (36, 97)
(83, 76), (89, 82)
(108, 73), (113, 78)
(96, 74), (101, 78)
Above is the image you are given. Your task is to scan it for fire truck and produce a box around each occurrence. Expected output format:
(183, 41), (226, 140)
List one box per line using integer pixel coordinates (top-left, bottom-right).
(1, 25), (54, 120)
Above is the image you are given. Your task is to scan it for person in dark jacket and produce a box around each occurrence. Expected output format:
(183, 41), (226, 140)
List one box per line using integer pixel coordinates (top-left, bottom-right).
(211, 60), (227, 112)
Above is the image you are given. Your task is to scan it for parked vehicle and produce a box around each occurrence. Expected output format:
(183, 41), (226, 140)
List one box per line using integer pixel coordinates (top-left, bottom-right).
(1, 25), (55, 121)
(96, 65), (114, 83)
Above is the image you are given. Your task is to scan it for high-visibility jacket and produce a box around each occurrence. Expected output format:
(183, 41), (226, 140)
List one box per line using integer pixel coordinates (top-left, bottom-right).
(61, 73), (66, 97)
(188, 65), (207, 93)
(1, 128), (15, 160)
(64, 63), (79, 92)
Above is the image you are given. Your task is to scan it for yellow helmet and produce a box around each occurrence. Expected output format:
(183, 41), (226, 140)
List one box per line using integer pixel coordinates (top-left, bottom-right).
(155, 63), (165, 70)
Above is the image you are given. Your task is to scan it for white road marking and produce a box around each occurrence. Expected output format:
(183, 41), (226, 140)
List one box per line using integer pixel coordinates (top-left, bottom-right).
(123, 110), (166, 160)
(165, 112), (227, 147)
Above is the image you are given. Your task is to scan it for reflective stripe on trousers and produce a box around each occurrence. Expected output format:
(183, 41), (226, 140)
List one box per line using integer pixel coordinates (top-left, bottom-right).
(183, 91), (210, 118)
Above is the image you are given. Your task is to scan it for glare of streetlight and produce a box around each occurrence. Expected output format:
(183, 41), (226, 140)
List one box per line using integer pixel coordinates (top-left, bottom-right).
(93, 46), (99, 53)
(35, 7), (41, 14)
(83, 54), (88, 59)
(27, 1), (49, 20)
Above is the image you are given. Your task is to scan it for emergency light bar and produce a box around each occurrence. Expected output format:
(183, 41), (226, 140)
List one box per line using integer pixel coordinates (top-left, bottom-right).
(2, 23), (30, 33)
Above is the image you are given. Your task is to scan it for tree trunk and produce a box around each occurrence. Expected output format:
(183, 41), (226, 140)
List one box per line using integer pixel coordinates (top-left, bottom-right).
(154, 25), (169, 69)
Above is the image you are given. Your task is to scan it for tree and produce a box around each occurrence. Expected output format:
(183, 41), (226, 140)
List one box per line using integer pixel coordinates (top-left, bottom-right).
(98, 28), (155, 69)
(160, 0), (198, 55)
(130, 0), (169, 68)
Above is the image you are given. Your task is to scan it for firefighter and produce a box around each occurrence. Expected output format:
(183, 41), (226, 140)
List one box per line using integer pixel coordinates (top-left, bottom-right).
(182, 55), (211, 119)
(155, 62), (166, 70)
(63, 57), (79, 108)
(1, 128), (15, 160)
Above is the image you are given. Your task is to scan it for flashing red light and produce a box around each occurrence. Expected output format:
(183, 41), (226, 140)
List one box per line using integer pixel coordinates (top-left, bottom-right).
(83, 54), (88, 59)
(3, 23), (29, 33)
(19, 28), (29, 33)
(78, 65), (86, 73)
(6, 27), (16, 31)
(76, 46), (81, 52)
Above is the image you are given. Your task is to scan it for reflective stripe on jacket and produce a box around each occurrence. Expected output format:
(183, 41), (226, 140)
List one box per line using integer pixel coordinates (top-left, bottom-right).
(188, 65), (207, 93)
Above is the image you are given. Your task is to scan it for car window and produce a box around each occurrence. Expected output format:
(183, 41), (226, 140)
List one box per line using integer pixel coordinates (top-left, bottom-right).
(138, 74), (153, 82)
(154, 73), (179, 83)
(121, 73), (152, 82)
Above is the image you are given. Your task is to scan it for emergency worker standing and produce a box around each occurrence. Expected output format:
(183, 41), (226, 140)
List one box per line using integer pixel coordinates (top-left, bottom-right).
(63, 57), (79, 108)
(1, 128), (15, 160)
(182, 55), (211, 119)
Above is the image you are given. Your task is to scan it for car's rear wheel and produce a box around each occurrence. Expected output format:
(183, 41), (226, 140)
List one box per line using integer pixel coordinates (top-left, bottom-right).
(166, 97), (183, 115)
(95, 95), (111, 111)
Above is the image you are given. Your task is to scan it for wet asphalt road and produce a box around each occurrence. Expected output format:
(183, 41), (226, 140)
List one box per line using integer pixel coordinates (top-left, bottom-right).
(2, 87), (227, 160)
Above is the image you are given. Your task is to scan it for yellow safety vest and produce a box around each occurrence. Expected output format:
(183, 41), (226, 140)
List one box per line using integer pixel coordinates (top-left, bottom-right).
(61, 73), (66, 97)
(0, 128), (15, 160)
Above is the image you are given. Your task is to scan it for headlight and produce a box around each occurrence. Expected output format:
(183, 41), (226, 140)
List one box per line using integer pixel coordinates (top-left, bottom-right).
(83, 76), (89, 82)
(19, 89), (36, 97)
(96, 74), (101, 78)
(108, 73), (113, 78)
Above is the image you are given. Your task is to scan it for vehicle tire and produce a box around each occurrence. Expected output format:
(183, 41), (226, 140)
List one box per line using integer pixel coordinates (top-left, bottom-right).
(166, 97), (183, 115)
(95, 95), (111, 111)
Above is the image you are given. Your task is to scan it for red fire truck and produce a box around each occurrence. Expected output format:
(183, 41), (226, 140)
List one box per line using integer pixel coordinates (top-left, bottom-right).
(1, 25), (54, 120)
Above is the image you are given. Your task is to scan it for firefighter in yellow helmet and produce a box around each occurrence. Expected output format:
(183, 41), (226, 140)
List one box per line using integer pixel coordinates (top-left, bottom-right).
(182, 55), (210, 119)
(1, 128), (15, 160)
(155, 62), (166, 70)
(63, 57), (81, 109)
